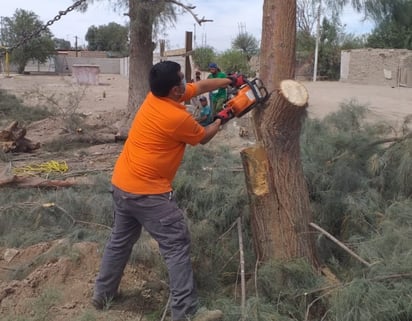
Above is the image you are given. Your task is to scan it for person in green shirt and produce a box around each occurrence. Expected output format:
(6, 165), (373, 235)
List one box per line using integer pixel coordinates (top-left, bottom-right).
(207, 63), (227, 114)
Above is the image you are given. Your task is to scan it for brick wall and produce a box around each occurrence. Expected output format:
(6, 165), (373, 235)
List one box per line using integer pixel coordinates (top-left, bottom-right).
(341, 48), (412, 87)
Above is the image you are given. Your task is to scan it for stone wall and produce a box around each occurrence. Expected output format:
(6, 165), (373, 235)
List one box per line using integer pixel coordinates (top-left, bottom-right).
(340, 48), (412, 87)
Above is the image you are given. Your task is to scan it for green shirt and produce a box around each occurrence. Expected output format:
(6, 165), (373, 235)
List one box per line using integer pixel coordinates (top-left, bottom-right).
(207, 71), (227, 102)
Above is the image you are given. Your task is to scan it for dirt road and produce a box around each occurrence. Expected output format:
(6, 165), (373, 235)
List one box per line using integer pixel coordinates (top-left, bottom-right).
(304, 81), (411, 123)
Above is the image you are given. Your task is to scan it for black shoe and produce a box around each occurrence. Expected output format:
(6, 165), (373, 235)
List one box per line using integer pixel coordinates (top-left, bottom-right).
(91, 291), (122, 310)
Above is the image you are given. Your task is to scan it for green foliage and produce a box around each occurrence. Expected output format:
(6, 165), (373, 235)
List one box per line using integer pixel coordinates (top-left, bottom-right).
(330, 275), (412, 321)
(300, 101), (412, 320)
(53, 37), (71, 50)
(0, 89), (52, 126)
(192, 46), (217, 70)
(318, 17), (342, 80)
(85, 22), (129, 54)
(2, 9), (55, 74)
(302, 102), (391, 242)
(231, 32), (260, 61)
(342, 0), (412, 49)
(217, 49), (253, 76)
(296, 30), (316, 68)
(367, 18), (412, 49)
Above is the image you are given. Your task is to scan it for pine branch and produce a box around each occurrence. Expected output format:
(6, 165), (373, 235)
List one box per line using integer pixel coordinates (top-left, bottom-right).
(368, 131), (412, 147)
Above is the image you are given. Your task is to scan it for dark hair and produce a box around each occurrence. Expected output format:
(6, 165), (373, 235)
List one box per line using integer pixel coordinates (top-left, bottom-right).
(149, 61), (181, 97)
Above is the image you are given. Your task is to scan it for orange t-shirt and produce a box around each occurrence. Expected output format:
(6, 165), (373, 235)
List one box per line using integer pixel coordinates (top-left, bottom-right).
(112, 83), (206, 194)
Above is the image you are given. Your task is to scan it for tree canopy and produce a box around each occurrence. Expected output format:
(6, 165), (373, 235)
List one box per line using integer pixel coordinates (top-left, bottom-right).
(1, 9), (55, 74)
(231, 32), (259, 61)
(85, 22), (129, 54)
(53, 38), (71, 50)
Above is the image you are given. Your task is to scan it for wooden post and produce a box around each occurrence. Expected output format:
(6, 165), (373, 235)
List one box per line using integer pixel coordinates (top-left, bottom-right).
(185, 31), (192, 82)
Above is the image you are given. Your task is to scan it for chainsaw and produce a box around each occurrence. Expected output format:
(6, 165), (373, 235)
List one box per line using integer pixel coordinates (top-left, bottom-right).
(224, 78), (269, 117)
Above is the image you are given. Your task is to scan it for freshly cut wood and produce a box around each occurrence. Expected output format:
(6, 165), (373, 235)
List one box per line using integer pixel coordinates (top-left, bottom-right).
(0, 121), (40, 153)
(279, 79), (309, 107)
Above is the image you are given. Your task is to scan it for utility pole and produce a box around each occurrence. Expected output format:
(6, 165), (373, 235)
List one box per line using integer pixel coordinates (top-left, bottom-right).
(193, 23), (196, 49)
(313, 0), (322, 82)
(75, 35), (78, 57)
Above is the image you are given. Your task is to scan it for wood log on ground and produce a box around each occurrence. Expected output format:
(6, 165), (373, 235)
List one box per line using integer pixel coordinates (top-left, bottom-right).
(0, 172), (74, 188)
(0, 121), (40, 153)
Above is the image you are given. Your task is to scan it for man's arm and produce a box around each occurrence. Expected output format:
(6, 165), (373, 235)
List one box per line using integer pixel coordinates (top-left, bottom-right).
(200, 118), (222, 144)
(195, 78), (232, 96)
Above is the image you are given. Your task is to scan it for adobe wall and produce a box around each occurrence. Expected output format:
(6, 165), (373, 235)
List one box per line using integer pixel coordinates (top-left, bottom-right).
(55, 56), (120, 74)
(340, 48), (412, 87)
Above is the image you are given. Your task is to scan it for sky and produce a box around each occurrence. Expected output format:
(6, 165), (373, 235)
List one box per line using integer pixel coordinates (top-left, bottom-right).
(1, 0), (375, 52)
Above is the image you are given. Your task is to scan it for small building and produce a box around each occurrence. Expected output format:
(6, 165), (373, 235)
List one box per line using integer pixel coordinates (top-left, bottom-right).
(341, 48), (412, 87)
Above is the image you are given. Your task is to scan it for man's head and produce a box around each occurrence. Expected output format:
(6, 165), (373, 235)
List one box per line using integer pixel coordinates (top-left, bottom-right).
(149, 61), (185, 98)
(208, 62), (218, 75)
(199, 96), (208, 106)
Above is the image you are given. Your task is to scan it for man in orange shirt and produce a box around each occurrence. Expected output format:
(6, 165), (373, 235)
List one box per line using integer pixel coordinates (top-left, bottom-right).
(92, 61), (242, 321)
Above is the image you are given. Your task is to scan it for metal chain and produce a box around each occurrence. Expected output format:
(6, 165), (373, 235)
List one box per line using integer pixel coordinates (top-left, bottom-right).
(8, 0), (88, 52)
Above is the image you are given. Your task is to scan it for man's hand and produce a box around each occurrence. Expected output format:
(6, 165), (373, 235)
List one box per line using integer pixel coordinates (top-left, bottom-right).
(213, 106), (234, 125)
(227, 74), (246, 88)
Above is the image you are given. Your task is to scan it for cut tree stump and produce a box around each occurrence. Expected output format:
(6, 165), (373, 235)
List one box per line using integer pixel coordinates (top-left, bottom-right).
(0, 121), (40, 153)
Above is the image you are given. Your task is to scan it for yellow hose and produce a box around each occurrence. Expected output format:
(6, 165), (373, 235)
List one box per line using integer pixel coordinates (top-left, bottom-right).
(12, 160), (69, 176)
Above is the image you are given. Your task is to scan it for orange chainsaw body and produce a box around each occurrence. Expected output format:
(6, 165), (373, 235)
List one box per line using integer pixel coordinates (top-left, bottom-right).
(225, 78), (268, 117)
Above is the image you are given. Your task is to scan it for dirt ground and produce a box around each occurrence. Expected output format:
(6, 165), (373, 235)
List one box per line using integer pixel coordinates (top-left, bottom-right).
(0, 73), (411, 321)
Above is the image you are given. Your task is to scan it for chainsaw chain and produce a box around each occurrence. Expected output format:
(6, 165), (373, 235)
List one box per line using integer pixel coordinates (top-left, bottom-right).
(8, 0), (88, 52)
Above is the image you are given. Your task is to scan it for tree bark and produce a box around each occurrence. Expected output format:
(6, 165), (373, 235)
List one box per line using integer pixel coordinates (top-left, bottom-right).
(244, 0), (319, 268)
(119, 0), (154, 137)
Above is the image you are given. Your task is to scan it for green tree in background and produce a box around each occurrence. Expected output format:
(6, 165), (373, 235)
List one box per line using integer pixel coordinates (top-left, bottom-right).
(1, 9), (55, 74)
(367, 20), (412, 49)
(85, 22), (129, 54)
(53, 38), (71, 50)
(192, 45), (216, 70)
(318, 17), (342, 79)
(231, 31), (259, 61)
(217, 49), (253, 76)
(366, 0), (412, 49)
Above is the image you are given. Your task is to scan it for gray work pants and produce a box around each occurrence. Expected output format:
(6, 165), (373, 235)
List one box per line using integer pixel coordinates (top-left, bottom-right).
(93, 185), (198, 320)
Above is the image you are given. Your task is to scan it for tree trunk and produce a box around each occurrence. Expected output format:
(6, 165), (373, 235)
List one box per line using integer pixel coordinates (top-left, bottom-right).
(118, 0), (154, 137)
(244, 0), (319, 267)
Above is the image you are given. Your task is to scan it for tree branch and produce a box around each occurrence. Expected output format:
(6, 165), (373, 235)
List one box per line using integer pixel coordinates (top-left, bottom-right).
(309, 222), (372, 268)
(167, 0), (213, 25)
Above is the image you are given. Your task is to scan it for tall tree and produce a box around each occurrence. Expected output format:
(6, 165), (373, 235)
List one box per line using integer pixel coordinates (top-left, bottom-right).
(241, 0), (319, 267)
(2, 9), (55, 74)
(192, 45), (216, 70)
(217, 49), (251, 75)
(85, 22), (129, 53)
(232, 32), (259, 61)
(53, 38), (72, 50)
